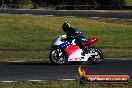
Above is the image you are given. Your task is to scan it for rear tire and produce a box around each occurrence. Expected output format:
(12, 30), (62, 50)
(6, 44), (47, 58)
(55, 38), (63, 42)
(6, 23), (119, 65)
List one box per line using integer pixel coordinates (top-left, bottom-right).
(49, 49), (67, 65)
(88, 48), (104, 64)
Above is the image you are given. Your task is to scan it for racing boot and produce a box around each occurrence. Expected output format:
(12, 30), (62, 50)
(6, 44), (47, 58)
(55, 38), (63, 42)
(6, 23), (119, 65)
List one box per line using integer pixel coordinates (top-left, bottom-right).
(81, 47), (89, 56)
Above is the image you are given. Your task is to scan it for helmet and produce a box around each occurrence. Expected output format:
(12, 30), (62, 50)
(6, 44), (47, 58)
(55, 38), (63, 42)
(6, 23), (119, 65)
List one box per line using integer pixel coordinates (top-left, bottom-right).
(62, 22), (71, 32)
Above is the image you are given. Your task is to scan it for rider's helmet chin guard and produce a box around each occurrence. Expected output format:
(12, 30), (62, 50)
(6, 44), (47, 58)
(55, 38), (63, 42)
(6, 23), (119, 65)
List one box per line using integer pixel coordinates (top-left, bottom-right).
(62, 22), (71, 32)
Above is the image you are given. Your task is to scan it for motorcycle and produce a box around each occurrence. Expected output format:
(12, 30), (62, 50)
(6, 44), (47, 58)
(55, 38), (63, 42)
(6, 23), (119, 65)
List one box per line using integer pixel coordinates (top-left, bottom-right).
(49, 35), (103, 65)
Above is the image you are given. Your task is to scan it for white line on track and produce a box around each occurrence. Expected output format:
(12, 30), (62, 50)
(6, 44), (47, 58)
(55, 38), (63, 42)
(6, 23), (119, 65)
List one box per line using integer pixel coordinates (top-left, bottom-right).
(45, 15), (54, 16)
(89, 17), (100, 18)
(57, 79), (75, 81)
(24, 14), (31, 15)
(127, 19), (132, 21)
(68, 16), (76, 17)
(28, 80), (43, 82)
(0, 81), (16, 83)
(109, 18), (118, 19)
(7, 61), (26, 63)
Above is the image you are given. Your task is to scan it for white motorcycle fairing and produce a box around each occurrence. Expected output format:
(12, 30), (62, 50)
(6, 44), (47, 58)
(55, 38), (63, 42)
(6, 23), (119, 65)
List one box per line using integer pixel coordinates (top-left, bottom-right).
(64, 45), (96, 62)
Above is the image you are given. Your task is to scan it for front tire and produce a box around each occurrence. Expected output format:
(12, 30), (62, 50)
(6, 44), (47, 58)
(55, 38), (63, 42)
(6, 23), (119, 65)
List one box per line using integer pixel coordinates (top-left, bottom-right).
(88, 48), (104, 64)
(49, 49), (67, 65)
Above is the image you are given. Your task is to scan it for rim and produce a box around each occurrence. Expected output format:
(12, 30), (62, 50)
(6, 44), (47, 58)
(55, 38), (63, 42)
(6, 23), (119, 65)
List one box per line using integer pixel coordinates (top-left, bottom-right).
(51, 49), (66, 64)
(91, 50), (103, 62)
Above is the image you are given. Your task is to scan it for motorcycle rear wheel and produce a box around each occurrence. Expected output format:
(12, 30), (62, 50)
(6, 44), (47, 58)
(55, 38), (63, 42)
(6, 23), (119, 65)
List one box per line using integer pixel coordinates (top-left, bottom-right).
(88, 48), (104, 64)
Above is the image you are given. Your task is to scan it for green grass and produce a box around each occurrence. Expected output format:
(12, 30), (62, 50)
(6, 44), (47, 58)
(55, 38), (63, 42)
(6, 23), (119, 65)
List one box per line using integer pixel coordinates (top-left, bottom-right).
(103, 49), (132, 58)
(0, 14), (132, 61)
(0, 51), (49, 61)
(126, 0), (132, 6)
(0, 81), (131, 88)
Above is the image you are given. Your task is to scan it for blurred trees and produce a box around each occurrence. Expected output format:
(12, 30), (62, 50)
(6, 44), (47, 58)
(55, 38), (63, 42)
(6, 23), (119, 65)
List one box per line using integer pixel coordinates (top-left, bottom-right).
(12, 0), (33, 8)
(0, 0), (33, 8)
(95, 0), (126, 6)
(0, 0), (126, 8)
(63, 0), (126, 6)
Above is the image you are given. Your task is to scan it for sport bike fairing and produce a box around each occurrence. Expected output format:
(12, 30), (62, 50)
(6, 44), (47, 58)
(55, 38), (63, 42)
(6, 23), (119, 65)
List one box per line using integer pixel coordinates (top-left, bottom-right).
(57, 38), (93, 61)
(50, 35), (103, 64)
(64, 45), (87, 61)
(84, 38), (98, 45)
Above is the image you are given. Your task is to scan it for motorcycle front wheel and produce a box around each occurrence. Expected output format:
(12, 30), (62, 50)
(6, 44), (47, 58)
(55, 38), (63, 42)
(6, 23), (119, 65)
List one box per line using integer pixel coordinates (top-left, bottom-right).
(49, 49), (67, 65)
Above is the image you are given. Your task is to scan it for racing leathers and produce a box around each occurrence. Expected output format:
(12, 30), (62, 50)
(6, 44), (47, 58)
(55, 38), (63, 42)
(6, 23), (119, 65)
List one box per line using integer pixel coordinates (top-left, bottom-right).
(65, 27), (88, 54)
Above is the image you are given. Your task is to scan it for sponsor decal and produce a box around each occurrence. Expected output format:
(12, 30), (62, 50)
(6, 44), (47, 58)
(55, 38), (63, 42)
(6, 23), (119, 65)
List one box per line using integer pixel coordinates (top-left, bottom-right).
(69, 57), (84, 61)
(76, 66), (130, 84)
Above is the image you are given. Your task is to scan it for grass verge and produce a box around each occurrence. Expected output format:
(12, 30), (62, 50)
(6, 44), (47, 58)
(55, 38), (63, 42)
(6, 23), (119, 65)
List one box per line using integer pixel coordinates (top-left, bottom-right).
(0, 51), (49, 61)
(0, 80), (131, 88)
(126, 0), (132, 6)
(0, 14), (131, 61)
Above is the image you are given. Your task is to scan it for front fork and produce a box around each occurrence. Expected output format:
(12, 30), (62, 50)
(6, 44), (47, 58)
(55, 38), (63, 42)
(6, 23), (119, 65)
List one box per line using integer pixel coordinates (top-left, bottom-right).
(55, 49), (63, 57)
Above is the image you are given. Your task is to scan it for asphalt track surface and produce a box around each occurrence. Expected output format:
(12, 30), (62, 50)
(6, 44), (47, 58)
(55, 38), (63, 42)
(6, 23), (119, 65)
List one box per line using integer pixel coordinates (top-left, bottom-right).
(0, 9), (132, 19)
(0, 59), (132, 81)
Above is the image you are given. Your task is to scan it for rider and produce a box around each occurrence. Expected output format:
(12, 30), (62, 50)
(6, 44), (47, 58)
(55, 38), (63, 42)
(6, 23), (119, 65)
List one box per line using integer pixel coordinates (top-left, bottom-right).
(62, 22), (88, 55)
